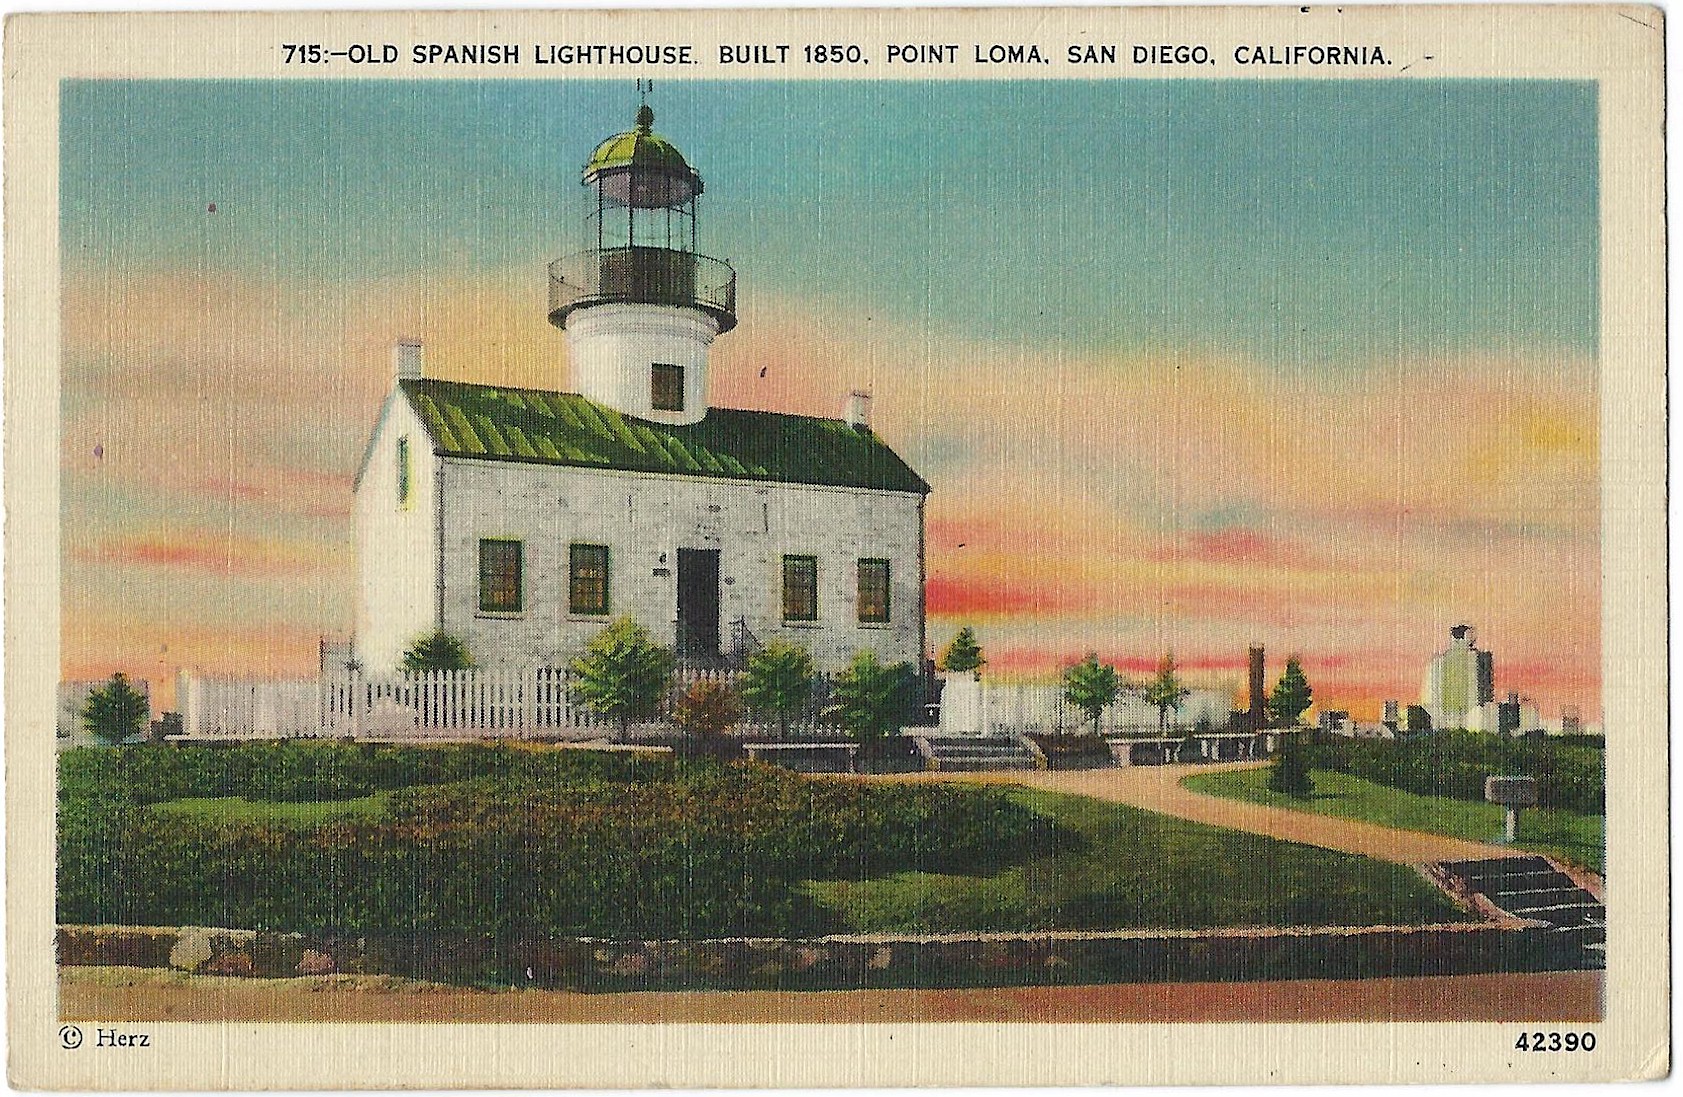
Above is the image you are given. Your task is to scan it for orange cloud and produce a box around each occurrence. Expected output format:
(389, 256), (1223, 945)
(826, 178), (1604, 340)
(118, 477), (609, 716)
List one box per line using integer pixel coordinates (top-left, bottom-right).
(60, 272), (1602, 721)
(72, 533), (333, 577)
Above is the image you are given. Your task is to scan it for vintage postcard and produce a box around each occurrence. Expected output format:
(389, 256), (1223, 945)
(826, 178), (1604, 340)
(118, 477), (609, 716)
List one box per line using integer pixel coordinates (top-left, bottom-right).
(4, 5), (1667, 1088)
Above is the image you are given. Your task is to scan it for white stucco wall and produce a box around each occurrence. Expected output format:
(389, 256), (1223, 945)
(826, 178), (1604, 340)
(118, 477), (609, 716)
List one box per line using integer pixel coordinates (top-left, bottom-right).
(354, 395), (440, 673)
(564, 304), (718, 425)
(432, 458), (925, 672)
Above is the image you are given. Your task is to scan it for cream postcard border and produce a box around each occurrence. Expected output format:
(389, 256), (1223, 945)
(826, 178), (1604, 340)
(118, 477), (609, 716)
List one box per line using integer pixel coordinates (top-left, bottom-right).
(5, 6), (1667, 1088)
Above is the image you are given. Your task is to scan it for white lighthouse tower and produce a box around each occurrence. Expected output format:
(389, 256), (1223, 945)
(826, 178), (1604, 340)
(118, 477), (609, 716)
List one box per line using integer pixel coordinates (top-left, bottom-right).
(547, 102), (736, 425)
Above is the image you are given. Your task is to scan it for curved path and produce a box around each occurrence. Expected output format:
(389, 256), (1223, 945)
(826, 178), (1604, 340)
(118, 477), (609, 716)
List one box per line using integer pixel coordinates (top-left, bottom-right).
(894, 762), (1521, 865)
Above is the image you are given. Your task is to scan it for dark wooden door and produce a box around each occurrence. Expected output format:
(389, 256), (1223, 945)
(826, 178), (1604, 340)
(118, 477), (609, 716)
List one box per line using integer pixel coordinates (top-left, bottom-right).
(676, 549), (721, 658)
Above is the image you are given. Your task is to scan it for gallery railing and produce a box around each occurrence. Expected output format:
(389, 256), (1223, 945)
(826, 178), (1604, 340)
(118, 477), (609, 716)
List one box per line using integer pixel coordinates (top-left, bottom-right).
(548, 247), (737, 331)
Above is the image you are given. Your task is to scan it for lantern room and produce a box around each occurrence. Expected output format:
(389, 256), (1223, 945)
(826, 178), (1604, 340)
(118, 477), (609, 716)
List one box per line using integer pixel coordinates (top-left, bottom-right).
(549, 99), (737, 425)
(548, 103), (737, 336)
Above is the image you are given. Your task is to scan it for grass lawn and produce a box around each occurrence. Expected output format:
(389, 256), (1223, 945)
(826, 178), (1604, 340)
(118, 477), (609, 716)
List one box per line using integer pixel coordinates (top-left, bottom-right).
(798, 787), (1473, 933)
(1183, 767), (1604, 875)
(147, 793), (390, 827)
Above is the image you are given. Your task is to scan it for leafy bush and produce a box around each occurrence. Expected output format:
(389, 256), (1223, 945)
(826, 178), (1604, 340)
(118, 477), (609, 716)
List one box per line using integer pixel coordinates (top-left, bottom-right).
(833, 652), (920, 749)
(740, 642), (815, 740)
(568, 617), (675, 738)
(401, 630), (475, 673)
(57, 744), (1050, 938)
(1306, 730), (1603, 814)
(673, 680), (744, 759)
(82, 673), (150, 744)
(1268, 737), (1314, 798)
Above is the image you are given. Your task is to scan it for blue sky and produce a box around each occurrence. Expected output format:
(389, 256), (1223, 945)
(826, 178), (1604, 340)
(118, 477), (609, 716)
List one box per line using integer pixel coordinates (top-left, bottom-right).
(63, 78), (1597, 364)
(60, 78), (1603, 715)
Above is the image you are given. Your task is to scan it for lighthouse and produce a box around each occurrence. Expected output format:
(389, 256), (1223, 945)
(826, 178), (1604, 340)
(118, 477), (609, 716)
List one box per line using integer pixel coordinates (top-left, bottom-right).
(546, 102), (736, 425)
(354, 91), (927, 677)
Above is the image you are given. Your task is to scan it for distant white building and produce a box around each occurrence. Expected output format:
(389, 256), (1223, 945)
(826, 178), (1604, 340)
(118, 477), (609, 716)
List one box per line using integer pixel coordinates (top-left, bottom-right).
(1420, 624), (1495, 730)
(353, 102), (929, 674)
(1419, 625), (1546, 735)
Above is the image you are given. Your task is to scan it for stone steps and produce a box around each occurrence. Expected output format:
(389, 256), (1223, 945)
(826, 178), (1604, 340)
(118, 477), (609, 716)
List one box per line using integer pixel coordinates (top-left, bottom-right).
(917, 735), (1040, 772)
(1433, 854), (1605, 969)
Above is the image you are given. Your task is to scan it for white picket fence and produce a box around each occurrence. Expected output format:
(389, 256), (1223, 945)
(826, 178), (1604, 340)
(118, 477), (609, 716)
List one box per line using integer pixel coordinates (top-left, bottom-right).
(938, 675), (1236, 737)
(176, 665), (840, 741)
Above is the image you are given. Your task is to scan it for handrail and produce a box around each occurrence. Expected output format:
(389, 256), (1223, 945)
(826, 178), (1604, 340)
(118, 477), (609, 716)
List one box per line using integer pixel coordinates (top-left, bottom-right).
(548, 246), (737, 331)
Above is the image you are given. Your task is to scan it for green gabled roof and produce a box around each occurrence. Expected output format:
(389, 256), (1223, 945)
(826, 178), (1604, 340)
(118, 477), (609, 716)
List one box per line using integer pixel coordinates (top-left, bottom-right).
(398, 379), (930, 495)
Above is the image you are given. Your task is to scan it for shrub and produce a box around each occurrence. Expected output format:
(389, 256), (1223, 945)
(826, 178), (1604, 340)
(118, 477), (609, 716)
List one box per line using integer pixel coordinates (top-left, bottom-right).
(568, 617), (675, 739)
(832, 651), (920, 751)
(401, 631), (474, 673)
(740, 641), (814, 741)
(82, 673), (149, 744)
(56, 745), (1052, 939)
(1062, 654), (1120, 736)
(673, 680), (744, 758)
(1268, 737), (1314, 798)
(1306, 730), (1603, 814)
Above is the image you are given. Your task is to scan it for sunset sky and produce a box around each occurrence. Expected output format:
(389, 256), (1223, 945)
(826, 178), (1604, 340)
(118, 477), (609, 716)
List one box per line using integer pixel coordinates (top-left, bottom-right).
(60, 79), (1600, 718)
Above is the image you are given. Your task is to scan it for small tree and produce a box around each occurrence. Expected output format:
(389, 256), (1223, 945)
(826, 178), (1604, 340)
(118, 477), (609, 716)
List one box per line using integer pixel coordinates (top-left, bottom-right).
(82, 673), (149, 745)
(741, 641), (815, 742)
(1267, 657), (1314, 728)
(939, 626), (986, 674)
(673, 679), (744, 758)
(401, 630), (475, 674)
(833, 651), (920, 756)
(569, 616), (675, 740)
(1142, 651), (1191, 735)
(1063, 653), (1120, 737)
(1268, 734), (1315, 798)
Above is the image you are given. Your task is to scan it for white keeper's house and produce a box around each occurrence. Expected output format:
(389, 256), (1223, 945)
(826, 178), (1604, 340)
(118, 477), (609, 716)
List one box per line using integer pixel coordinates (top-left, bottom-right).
(352, 102), (930, 675)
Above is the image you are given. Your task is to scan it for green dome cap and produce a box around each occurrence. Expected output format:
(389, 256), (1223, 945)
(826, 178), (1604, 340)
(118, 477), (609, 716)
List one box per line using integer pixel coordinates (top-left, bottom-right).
(582, 105), (699, 187)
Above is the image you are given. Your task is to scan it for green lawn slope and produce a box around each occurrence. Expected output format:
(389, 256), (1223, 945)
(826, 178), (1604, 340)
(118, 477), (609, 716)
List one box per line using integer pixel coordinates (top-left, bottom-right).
(799, 787), (1472, 933)
(1183, 767), (1604, 874)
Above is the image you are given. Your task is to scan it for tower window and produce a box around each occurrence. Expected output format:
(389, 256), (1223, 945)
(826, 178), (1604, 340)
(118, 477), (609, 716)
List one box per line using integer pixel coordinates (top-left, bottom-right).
(396, 436), (411, 507)
(782, 555), (818, 622)
(478, 539), (523, 613)
(570, 543), (610, 615)
(857, 559), (890, 624)
(651, 362), (684, 412)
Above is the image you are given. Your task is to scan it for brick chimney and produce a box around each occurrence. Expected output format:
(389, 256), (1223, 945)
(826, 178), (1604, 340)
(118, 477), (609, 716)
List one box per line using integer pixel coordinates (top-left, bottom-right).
(393, 338), (424, 381)
(844, 390), (871, 430)
(1248, 645), (1266, 729)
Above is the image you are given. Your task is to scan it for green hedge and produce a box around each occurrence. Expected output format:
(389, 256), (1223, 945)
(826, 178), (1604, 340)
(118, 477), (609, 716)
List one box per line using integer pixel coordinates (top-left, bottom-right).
(1306, 731), (1603, 815)
(57, 741), (666, 807)
(58, 745), (1049, 938)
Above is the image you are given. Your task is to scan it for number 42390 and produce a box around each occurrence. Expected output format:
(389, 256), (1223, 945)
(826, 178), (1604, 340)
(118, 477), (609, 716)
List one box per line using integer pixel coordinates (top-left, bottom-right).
(1516, 1032), (1596, 1052)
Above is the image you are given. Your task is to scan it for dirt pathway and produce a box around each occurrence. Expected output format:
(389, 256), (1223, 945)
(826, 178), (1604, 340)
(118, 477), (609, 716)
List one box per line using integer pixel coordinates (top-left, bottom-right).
(895, 762), (1521, 865)
(61, 967), (1600, 1024)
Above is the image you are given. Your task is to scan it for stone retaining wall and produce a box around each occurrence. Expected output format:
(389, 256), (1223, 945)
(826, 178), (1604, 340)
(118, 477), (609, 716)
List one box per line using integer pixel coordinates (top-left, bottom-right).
(59, 920), (1581, 992)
